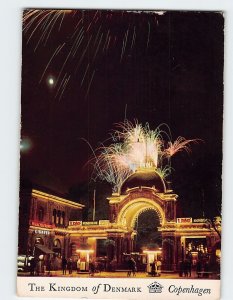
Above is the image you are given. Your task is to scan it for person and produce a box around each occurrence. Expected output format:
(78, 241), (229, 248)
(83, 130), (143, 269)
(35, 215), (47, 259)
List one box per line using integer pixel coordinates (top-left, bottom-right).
(184, 260), (189, 277)
(203, 261), (209, 278)
(127, 257), (133, 277)
(35, 257), (41, 276)
(187, 259), (192, 277)
(110, 258), (117, 272)
(132, 258), (137, 277)
(151, 261), (156, 277)
(30, 257), (36, 276)
(47, 258), (52, 276)
(127, 257), (136, 277)
(179, 261), (184, 277)
(196, 260), (202, 278)
(157, 259), (162, 276)
(76, 258), (80, 274)
(68, 258), (73, 274)
(97, 261), (103, 274)
(89, 260), (95, 276)
(62, 257), (67, 275)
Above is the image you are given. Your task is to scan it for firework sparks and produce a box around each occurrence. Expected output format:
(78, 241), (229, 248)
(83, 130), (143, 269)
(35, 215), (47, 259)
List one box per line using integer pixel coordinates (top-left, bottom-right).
(163, 136), (202, 158)
(23, 9), (164, 99)
(89, 120), (201, 192)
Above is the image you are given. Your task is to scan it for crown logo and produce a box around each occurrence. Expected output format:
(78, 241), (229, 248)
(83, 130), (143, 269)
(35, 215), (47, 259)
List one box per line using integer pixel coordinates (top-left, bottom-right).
(147, 281), (163, 293)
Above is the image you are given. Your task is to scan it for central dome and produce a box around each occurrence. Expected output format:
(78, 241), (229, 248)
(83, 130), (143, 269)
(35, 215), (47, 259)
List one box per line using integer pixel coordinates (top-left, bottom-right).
(121, 168), (166, 194)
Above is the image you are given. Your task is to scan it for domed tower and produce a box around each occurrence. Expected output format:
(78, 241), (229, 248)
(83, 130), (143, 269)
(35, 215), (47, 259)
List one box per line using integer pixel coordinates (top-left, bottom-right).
(121, 168), (167, 195)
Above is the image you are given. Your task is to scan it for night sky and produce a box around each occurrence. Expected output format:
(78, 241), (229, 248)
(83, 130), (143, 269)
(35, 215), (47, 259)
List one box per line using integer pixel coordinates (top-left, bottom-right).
(20, 10), (224, 219)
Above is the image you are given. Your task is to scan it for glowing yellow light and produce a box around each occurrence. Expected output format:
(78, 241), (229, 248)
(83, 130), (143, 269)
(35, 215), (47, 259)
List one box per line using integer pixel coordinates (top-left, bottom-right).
(76, 249), (94, 253)
(143, 250), (162, 254)
(216, 249), (221, 258)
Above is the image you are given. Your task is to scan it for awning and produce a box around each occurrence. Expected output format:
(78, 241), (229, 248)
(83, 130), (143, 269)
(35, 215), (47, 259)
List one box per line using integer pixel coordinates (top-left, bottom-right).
(35, 244), (54, 254)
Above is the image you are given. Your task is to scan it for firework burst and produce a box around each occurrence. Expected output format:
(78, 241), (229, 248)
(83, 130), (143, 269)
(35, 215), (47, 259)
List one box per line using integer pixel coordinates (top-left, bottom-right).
(89, 120), (201, 193)
(23, 9), (164, 100)
(163, 137), (202, 158)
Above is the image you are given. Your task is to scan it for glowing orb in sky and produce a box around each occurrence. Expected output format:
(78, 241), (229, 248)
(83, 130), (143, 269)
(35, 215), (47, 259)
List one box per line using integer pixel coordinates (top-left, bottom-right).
(47, 76), (55, 86)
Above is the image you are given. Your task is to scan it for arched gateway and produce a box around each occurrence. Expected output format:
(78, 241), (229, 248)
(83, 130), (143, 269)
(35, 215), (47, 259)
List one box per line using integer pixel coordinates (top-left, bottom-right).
(107, 168), (178, 271)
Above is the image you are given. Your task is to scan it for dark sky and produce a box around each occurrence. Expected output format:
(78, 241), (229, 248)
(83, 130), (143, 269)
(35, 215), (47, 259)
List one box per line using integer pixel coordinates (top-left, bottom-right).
(20, 10), (224, 218)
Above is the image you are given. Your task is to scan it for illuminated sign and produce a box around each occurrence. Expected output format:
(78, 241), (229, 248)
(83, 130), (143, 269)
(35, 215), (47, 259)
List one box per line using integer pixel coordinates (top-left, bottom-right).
(193, 218), (207, 223)
(177, 218), (192, 224)
(34, 229), (50, 235)
(82, 221), (98, 226)
(31, 221), (54, 228)
(69, 220), (82, 226)
(99, 220), (110, 225)
(69, 220), (109, 226)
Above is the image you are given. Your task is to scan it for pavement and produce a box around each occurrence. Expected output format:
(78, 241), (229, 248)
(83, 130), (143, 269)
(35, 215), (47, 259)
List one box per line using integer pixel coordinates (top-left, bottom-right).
(18, 270), (218, 279)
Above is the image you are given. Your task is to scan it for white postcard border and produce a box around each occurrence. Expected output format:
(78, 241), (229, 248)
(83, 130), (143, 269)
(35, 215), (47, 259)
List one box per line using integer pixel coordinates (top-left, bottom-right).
(17, 277), (220, 299)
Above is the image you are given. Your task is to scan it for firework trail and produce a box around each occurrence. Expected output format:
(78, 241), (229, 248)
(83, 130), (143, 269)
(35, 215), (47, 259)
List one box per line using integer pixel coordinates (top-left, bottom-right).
(90, 120), (201, 193)
(23, 9), (164, 99)
(163, 137), (202, 158)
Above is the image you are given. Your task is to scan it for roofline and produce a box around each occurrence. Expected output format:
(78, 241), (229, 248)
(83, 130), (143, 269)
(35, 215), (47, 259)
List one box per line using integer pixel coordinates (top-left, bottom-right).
(32, 189), (85, 209)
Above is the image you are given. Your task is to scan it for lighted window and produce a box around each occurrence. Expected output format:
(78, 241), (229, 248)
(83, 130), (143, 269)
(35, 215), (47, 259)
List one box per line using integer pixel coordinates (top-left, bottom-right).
(61, 211), (65, 225)
(52, 209), (57, 223)
(57, 210), (61, 225)
(38, 207), (44, 221)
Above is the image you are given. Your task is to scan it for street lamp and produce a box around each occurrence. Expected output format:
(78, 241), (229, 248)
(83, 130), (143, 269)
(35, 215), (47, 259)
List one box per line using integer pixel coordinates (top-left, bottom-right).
(76, 249), (94, 272)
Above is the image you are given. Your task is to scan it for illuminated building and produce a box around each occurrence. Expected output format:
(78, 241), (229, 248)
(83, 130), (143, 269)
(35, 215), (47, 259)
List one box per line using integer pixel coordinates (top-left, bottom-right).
(67, 168), (220, 272)
(18, 187), (84, 258)
(18, 170), (220, 273)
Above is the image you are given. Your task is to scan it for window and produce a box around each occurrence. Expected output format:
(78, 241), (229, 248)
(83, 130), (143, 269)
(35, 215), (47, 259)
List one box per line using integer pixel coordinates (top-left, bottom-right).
(57, 210), (61, 225)
(52, 209), (65, 226)
(61, 211), (65, 225)
(38, 207), (44, 221)
(52, 209), (57, 223)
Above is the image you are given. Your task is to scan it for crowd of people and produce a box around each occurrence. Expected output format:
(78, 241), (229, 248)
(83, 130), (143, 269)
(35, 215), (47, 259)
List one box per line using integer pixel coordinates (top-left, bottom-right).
(28, 254), (214, 278)
(29, 255), (106, 276)
(178, 259), (211, 278)
(150, 259), (162, 277)
(178, 259), (192, 277)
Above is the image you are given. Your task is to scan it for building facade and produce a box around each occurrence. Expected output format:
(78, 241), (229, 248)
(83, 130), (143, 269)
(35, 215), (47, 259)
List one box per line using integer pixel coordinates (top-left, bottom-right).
(18, 170), (221, 273)
(18, 188), (84, 259)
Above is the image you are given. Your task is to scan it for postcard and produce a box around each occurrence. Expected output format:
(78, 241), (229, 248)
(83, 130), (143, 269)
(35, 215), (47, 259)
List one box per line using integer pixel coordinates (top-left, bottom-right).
(17, 9), (223, 299)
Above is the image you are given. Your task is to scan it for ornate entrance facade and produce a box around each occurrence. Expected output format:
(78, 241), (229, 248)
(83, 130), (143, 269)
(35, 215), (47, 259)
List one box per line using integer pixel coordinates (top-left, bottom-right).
(107, 168), (178, 271)
(68, 168), (220, 272)
(81, 169), (218, 272)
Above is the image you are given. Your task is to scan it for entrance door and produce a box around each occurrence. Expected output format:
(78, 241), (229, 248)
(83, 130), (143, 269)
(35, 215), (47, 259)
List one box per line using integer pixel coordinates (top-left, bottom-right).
(134, 209), (161, 252)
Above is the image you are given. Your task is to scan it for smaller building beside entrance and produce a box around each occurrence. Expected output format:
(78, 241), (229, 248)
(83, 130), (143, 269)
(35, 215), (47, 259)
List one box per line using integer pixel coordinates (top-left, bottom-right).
(18, 187), (84, 270)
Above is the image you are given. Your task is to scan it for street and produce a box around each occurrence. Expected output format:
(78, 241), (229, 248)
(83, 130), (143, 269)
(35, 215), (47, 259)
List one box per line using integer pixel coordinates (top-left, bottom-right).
(18, 270), (219, 279)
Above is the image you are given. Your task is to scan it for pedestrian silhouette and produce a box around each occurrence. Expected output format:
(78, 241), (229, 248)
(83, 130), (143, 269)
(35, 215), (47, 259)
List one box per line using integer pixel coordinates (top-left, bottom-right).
(151, 261), (156, 277)
(62, 257), (67, 275)
(68, 258), (73, 274)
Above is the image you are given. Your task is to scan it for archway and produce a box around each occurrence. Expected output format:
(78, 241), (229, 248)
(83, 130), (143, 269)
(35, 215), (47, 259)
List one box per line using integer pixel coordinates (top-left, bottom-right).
(133, 208), (161, 252)
(53, 239), (62, 257)
(108, 185), (177, 271)
(117, 197), (165, 228)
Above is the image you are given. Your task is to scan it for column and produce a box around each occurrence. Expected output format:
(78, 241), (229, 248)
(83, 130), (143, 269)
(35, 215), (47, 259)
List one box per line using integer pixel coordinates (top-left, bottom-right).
(162, 235), (175, 272)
